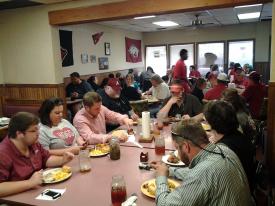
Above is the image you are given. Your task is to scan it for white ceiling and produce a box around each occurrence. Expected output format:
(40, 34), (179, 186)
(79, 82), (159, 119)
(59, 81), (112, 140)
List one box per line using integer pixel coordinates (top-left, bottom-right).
(98, 3), (273, 32)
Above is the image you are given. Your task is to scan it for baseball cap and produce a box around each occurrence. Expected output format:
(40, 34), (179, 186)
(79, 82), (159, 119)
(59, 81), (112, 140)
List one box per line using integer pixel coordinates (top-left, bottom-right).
(217, 73), (228, 82)
(170, 84), (183, 93)
(107, 78), (122, 91)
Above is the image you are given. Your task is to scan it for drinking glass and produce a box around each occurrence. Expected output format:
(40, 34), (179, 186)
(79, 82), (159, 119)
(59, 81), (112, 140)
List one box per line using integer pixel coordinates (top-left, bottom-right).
(78, 149), (91, 172)
(155, 135), (165, 155)
(111, 175), (127, 206)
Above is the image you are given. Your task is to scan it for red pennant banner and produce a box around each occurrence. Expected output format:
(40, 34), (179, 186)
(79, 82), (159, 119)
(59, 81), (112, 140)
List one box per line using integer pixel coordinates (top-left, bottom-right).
(125, 37), (142, 63)
(92, 32), (104, 45)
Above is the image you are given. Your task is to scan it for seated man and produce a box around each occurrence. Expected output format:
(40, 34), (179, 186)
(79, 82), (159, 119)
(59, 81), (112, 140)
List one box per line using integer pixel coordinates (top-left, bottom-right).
(66, 72), (93, 100)
(0, 112), (74, 197)
(97, 78), (138, 120)
(73, 92), (133, 144)
(145, 74), (170, 100)
(151, 121), (251, 206)
(204, 73), (228, 101)
(204, 100), (255, 191)
(158, 80), (202, 118)
(242, 72), (265, 119)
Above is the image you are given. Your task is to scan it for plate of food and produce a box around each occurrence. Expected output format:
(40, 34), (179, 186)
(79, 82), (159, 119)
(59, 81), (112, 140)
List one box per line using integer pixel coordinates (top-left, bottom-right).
(141, 178), (180, 198)
(89, 143), (110, 157)
(43, 166), (72, 184)
(162, 151), (185, 166)
(201, 123), (211, 131)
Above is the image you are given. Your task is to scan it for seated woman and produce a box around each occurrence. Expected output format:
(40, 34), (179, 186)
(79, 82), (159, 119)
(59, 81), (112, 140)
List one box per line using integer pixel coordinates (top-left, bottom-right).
(0, 112), (74, 197)
(221, 88), (256, 142)
(38, 97), (86, 155)
(121, 73), (141, 101)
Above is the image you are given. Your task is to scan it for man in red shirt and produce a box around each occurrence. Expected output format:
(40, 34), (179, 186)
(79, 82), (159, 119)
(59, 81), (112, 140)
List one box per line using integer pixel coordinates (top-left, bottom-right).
(0, 112), (74, 197)
(173, 49), (191, 93)
(242, 72), (265, 119)
(189, 65), (201, 79)
(204, 73), (228, 101)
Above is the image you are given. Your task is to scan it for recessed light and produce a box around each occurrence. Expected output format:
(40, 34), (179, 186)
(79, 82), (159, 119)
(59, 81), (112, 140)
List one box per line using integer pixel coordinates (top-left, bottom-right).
(235, 4), (262, 8)
(153, 21), (179, 27)
(134, 15), (156, 20)
(238, 12), (261, 20)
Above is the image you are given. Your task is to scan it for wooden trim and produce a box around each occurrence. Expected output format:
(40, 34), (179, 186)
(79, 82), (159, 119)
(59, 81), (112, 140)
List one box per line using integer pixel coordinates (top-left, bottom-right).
(48, 0), (272, 26)
(267, 82), (275, 181)
(1, 83), (67, 117)
(4, 84), (64, 88)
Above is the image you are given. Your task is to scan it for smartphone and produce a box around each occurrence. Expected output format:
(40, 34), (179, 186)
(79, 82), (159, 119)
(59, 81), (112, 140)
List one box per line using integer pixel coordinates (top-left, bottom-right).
(42, 190), (61, 199)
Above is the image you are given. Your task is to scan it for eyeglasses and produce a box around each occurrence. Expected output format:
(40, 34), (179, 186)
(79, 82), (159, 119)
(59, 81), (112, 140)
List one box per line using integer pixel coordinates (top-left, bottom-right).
(171, 131), (225, 158)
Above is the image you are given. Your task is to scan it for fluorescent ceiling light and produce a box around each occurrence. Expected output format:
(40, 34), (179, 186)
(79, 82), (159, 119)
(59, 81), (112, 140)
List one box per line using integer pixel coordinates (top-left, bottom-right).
(238, 12), (261, 19)
(134, 15), (156, 19)
(235, 4), (262, 8)
(153, 21), (179, 27)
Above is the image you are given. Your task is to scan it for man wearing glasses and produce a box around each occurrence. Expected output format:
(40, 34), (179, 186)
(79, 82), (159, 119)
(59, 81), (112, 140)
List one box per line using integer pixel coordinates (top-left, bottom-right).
(151, 121), (251, 206)
(0, 112), (74, 197)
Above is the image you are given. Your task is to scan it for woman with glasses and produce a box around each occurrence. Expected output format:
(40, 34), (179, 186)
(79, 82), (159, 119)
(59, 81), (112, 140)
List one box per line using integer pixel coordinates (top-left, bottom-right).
(38, 97), (86, 155)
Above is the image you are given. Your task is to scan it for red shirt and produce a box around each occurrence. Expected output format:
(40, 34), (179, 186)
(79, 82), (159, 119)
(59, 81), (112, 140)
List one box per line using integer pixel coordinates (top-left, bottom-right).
(173, 59), (191, 93)
(189, 70), (201, 78)
(0, 137), (50, 182)
(242, 83), (265, 119)
(204, 84), (227, 100)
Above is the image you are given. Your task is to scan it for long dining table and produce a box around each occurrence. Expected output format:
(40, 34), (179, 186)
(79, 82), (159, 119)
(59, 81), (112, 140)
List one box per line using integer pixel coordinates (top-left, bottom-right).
(119, 122), (176, 151)
(0, 145), (178, 206)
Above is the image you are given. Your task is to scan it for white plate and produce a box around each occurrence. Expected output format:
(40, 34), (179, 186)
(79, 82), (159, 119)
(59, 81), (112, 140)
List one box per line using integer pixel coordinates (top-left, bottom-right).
(43, 168), (72, 184)
(162, 151), (185, 166)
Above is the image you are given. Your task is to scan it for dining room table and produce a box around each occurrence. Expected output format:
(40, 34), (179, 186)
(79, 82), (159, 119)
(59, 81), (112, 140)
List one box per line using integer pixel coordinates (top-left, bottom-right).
(118, 121), (176, 151)
(0, 146), (181, 206)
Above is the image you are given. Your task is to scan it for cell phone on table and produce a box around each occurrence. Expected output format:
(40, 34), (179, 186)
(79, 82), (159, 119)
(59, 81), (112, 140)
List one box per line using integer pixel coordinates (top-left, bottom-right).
(42, 190), (61, 199)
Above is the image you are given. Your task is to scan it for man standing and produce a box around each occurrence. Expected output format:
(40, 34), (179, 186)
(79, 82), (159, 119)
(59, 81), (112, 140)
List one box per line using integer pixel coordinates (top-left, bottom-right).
(151, 121), (251, 206)
(158, 80), (202, 118)
(173, 49), (191, 93)
(73, 92), (133, 144)
(66, 72), (93, 100)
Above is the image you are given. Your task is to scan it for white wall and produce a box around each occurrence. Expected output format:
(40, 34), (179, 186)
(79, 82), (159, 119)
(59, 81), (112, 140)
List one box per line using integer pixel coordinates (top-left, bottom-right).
(0, 0), (126, 84)
(143, 21), (271, 62)
(59, 23), (144, 77)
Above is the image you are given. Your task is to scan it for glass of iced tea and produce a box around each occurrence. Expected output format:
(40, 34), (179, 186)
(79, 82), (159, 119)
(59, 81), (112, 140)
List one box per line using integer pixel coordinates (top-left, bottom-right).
(78, 149), (91, 172)
(155, 135), (165, 155)
(111, 175), (127, 206)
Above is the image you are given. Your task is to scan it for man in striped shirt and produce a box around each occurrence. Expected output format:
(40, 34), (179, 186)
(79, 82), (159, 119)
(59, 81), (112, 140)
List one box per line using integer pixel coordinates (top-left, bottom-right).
(151, 121), (252, 206)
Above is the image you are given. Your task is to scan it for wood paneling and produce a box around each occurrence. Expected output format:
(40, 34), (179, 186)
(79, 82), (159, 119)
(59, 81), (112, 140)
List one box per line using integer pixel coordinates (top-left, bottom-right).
(0, 85), (4, 116)
(48, 0), (272, 25)
(1, 84), (66, 117)
(254, 62), (270, 84)
(267, 82), (275, 181)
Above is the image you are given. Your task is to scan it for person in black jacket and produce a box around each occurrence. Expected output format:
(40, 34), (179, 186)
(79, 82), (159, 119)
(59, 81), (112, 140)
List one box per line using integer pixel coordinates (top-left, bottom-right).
(191, 78), (206, 103)
(121, 74), (141, 101)
(97, 78), (139, 131)
(66, 72), (93, 100)
(87, 75), (99, 91)
(204, 100), (255, 192)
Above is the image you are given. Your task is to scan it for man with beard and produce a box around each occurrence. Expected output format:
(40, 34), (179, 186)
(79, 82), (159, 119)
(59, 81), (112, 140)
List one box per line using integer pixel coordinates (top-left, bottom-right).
(150, 121), (251, 206)
(158, 80), (202, 118)
(97, 78), (138, 131)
